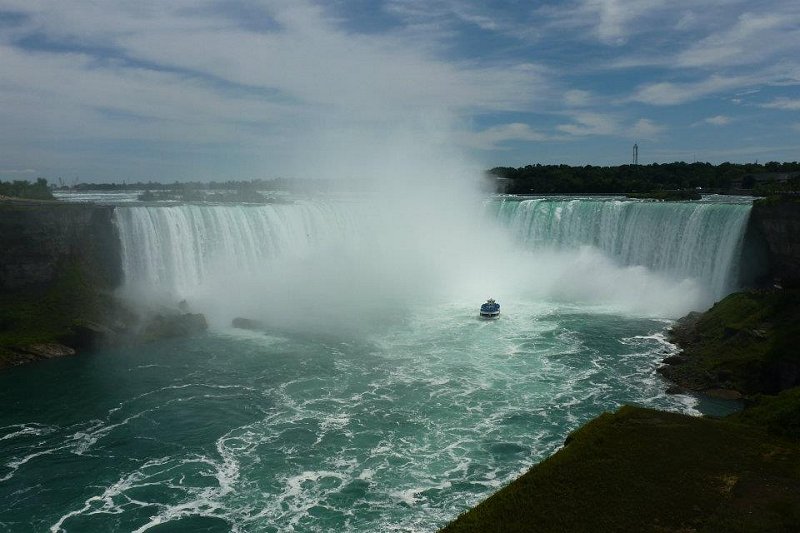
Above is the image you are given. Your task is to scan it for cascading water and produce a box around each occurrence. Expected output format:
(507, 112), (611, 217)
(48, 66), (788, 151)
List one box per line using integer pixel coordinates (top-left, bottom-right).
(488, 196), (752, 301)
(115, 201), (365, 303)
(115, 196), (753, 322)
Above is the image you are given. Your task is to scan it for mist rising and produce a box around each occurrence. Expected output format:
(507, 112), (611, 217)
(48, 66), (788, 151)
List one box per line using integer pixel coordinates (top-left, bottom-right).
(115, 121), (733, 333)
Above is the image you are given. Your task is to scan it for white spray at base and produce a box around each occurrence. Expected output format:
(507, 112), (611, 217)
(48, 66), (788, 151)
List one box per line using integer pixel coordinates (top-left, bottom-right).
(113, 131), (752, 328)
(115, 197), (751, 329)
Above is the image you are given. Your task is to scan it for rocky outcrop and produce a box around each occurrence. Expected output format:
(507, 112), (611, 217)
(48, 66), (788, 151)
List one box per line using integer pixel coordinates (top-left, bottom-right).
(141, 313), (208, 341)
(231, 317), (267, 331)
(0, 199), (127, 368)
(659, 289), (800, 397)
(750, 197), (800, 287)
(0, 200), (121, 291)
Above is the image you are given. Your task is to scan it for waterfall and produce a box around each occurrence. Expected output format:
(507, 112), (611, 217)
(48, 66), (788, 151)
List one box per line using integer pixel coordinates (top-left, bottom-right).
(488, 197), (752, 300)
(114, 201), (364, 301)
(113, 196), (753, 320)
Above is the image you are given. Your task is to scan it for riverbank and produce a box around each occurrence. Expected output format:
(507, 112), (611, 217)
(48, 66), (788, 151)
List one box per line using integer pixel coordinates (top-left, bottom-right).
(441, 402), (800, 532)
(441, 288), (800, 531)
(659, 288), (800, 397)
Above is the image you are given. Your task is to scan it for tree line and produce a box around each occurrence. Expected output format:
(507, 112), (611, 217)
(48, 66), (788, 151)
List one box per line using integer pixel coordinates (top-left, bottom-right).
(488, 161), (800, 194)
(0, 178), (54, 200)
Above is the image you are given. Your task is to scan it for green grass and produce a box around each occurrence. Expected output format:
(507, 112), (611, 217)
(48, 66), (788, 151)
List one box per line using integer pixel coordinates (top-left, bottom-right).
(441, 405), (800, 533)
(665, 290), (800, 394)
(730, 388), (800, 440)
(0, 260), (115, 366)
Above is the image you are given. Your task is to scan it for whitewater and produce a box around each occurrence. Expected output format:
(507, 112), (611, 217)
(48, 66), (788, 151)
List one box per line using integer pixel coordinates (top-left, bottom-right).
(1, 193), (752, 532)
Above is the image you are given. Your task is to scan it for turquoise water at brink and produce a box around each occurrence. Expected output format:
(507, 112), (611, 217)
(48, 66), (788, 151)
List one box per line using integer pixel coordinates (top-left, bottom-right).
(0, 196), (750, 532)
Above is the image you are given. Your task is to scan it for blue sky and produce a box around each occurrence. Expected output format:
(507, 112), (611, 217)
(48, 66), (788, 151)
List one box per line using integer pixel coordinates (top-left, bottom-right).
(0, 0), (798, 182)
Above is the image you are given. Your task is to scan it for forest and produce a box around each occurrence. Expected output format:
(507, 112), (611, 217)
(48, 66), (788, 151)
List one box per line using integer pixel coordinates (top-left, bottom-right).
(488, 161), (800, 194)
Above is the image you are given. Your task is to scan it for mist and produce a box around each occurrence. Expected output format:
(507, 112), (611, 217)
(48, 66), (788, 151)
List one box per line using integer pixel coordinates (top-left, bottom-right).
(116, 117), (714, 334)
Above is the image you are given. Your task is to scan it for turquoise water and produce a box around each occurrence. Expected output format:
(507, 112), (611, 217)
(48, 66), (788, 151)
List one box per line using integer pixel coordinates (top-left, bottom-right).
(0, 195), (751, 531)
(1, 302), (698, 532)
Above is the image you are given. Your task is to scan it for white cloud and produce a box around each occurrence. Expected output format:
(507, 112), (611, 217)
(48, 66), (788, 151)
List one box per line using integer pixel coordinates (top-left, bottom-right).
(4, 1), (547, 116)
(1, 0), (799, 174)
(702, 115), (731, 126)
(631, 75), (753, 105)
(555, 113), (663, 140)
(630, 118), (664, 139)
(458, 123), (548, 150)
(676, 11), (800, 68)
(564, 90), (592, 107)
(536, 0), (669, 46)
(0, 0), (555, 178)
(557, 112), (620, 136)
(761, 98), (800, 111)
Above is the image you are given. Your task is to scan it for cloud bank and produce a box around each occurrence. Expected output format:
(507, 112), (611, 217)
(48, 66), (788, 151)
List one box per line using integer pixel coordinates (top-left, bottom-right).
(0, 0), (798, 179)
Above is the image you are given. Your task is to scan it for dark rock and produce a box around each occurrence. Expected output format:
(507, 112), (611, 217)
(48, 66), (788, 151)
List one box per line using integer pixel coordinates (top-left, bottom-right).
(657, 364), (715, 391)
(760, 359), (800, 394)
(723, 326), (739, 339)
(665, 385), (685, 395)
(751, 199), (800, 287)
(0, 201), (122, 291)
(702, 388), (743, 401)
(662, 355), (688, 365)
(17, 343), (76, 359)
(69, 321), (116, 350)
(232, 317), (267, 331)
(667, 312), (702, 345)
(142, 313), (208, 341)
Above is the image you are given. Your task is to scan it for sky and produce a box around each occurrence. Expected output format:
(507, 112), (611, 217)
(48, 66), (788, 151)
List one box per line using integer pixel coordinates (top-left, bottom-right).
(0, 0), (799, 182)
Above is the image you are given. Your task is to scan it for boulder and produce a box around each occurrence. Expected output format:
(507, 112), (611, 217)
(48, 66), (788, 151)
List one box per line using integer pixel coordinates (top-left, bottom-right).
(69, 320), (117, 350)
(18, 343), (76, 359)
(231, 317), (267, 331)
(142, 313), (208, 341)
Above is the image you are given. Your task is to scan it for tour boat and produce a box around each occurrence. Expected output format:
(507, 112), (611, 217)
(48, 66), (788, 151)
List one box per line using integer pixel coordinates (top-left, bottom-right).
(479, 298), (500, 319)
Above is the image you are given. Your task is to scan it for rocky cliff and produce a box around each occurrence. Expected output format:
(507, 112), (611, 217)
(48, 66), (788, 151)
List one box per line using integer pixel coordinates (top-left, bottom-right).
(750, 197), (800, 286)
(0, 199), (121, 291)
(0, 200), (125, 366)
(0, 199), (208, 368)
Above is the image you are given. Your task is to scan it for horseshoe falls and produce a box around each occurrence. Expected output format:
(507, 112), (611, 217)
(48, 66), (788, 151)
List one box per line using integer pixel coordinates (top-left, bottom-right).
(490, 197), (752, 303)
(1, 194), (753, 532)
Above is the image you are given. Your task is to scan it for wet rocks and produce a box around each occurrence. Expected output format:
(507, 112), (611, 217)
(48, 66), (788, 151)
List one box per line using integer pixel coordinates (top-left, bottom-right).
(141, 313), (208, 341)
(231, 317), (267, 331)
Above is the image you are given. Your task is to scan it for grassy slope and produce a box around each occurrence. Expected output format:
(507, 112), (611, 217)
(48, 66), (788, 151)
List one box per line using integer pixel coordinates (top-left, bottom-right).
(663, 290), (800, 394)
(441, 405), (800, 533)
(0, 262), (115, 366)
(729, 387), (800, 441)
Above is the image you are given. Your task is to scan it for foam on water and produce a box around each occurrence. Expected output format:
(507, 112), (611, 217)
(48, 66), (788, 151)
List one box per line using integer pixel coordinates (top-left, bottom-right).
(1, 194), (753, 531)
(1, 301), (709, 532)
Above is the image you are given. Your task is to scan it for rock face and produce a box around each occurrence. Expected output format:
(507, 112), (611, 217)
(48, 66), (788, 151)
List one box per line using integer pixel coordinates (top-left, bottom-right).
(0, 200), (122, 291)
(0, 200), (127, 368)
(750, 198), (800, 287)
(659, 289), (800, 396)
